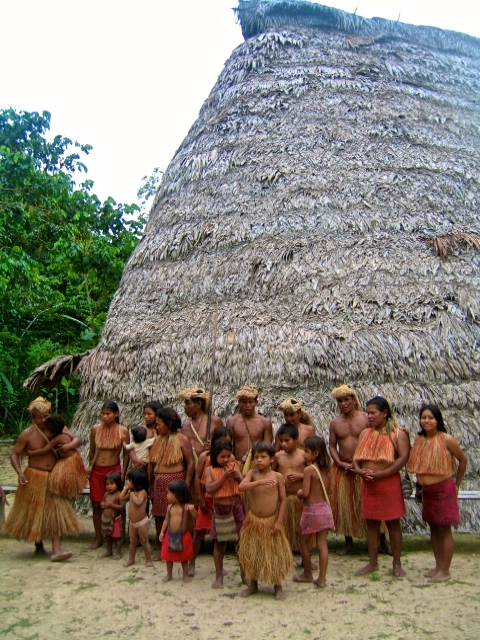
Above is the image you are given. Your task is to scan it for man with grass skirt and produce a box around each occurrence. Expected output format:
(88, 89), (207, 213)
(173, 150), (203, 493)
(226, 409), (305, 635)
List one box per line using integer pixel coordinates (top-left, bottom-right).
(3, 397), (81, 561)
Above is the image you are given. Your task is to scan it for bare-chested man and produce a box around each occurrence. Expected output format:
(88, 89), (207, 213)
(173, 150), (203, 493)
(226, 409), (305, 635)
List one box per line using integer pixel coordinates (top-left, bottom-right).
(329, 384), (390, 555)
(178, 387), (223, 460)
(226, 385), (273, 473)
(276, 397), (316, 451)
(88, 400), (130, 549)
(4, 397), (81, 561)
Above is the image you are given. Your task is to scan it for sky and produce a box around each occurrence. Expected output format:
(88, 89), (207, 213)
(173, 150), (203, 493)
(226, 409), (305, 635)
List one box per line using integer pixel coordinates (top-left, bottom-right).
(1, 0), (479, 208)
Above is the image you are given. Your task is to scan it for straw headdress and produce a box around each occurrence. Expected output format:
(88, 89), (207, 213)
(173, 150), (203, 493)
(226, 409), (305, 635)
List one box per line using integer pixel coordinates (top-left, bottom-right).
(178, 387), (210, 412)
(28, 397), (52, 417)
(236, 384), (258, 401)
(332, 385), (361, 412)
(278, 397), (313, 426)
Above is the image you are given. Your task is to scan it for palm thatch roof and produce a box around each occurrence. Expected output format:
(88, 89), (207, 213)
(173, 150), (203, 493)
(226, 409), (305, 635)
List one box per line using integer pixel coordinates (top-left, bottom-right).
(23, 353), (88, 392)
(73, 0), (480, 529)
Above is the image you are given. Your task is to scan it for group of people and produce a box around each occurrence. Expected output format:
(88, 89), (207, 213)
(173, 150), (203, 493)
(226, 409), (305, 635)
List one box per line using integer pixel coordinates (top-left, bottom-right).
(2, 382), (467, 597)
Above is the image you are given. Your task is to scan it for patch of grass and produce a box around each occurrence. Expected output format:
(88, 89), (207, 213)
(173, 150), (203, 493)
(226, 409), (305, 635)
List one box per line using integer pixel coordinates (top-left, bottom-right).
(119, 576), (144, 585)
(74, 582), (98, 593)
(345, 585), (356, 594)
(0, 618), (33, 636)
(1, 590), (22, 602)
(369, 572), (380, 582)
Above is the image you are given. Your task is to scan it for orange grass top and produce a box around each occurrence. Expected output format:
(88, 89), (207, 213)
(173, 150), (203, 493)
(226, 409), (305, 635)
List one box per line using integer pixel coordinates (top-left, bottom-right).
(353, 428), (397, 463)
(209, 463), (240, 499)
(95, 424), (123, 450)
(150, 433), (183, 471)
(407, 432), (457, 475)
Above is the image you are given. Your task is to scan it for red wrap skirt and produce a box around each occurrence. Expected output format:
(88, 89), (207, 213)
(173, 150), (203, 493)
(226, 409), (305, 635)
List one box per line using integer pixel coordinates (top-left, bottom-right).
(422, 477), (460, 527)
(161, 530), (194, 562)
(89, 463), (121, 504)
(361, 473), (406, 522)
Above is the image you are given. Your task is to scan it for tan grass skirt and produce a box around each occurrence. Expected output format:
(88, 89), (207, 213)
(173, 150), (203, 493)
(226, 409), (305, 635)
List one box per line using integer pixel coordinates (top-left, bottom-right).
(3, 467), (80, 542)
(49, 453), (87, 498)
(238, 512), (294, 585)
(330, 463), (366, 538)
(284, 494), (315, 552)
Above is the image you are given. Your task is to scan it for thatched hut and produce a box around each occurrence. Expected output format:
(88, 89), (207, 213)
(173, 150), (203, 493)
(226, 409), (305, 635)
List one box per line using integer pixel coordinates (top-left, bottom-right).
(73, 0), (480, 526)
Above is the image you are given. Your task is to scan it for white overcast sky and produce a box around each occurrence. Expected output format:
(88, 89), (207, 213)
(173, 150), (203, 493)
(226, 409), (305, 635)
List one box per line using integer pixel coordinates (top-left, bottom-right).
(1, 0), (479, 207)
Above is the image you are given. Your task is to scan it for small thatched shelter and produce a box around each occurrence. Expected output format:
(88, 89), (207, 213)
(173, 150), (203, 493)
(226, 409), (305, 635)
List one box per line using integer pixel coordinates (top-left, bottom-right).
(73, 1), (480, 524)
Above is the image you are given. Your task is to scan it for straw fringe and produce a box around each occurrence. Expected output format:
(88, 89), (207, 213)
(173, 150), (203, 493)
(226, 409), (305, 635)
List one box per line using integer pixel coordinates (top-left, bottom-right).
(150, 434), (183, 471)
(407, 433), (458, 475)
(49, 453), (87, 498)
(331, 464), (366, 538)
(354, 429), (397, 463)
(238, 512), (294, 584)
(3, 467), (80, 541)
(95, 424), (122, 450)
(283, 494), (315, 551)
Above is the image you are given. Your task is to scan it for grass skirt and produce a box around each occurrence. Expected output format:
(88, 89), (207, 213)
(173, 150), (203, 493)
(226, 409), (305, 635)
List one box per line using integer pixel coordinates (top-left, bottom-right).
(284, 495), (315, 551)
(237, 512), (294, 585)
(331, 463), (366, 538)
(49, 453), (87, 498)
(3, 467), (80, 542)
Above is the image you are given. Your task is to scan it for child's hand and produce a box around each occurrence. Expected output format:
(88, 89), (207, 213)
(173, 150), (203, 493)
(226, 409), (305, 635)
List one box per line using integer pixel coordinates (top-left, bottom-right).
(261, 478), (277, 487)
(186, 504), (195, 513)
(159, 533), (164, 542)
(271, 521), (282, 535)
(100, 501), (108, 509)
(286, 472), (302, 483)
(224, 466), (238, 478)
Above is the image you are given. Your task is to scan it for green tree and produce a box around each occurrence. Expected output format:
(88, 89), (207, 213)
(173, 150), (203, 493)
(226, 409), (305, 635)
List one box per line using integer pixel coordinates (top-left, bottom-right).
(0, 108), (146, 433)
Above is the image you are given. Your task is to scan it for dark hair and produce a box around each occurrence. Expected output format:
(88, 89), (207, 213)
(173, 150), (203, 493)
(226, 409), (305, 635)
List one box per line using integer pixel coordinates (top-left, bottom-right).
(253, 441), (275, 458)
(418, 404), (447, 436)
(277, 423), (299, 440)
(132, 426), (147, 443)
(126, 468), (149, 492)
(104, 471), (123, 490)
(365, 396), (392, 419)
(167, 480), (192, 505)
(155, 407), (182, 432)
(304, 436), (330, 471)
(144, 400), (162, 413)
(211, 425), (234, 444)
(102, 401), (120, 423)
(44, 414), (65, 436)
(185, 396), (207, 412)
(211, 438), (233, 467)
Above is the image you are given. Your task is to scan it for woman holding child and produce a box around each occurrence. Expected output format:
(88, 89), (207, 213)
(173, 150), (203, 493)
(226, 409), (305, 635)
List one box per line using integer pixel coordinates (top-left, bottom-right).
(149, 407), (194, 548)
(353, 396), (410, 578)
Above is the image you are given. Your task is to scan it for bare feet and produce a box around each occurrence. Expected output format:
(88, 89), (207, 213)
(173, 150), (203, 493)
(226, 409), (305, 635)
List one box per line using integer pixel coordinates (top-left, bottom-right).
(293, 572), (313, 583)
(356, 562), (378, 576)
(112, 554), (122, 560)
(153, 554), (163, 562)
(34, 542), (48, 556)
(241, 583), (259, 598)
(100, 551), (113, 558)
(336, 544), (353, 556)
(313, 578), (326, 588)
(145, 560), (154, 568)
(392, 564), (406, 578)
(183, 576), (192, 583)
(211, 577), (224, 589)
(51, 551), (73, 562)
(430, 572), (451, 583)
(188, 561), (195, 577)
(89, 540), (103, 550)
(424, 567), (439, 578)
(162, 574), (172, 583)
(274, 585), (286, 600)
(123, 560), (135, 567)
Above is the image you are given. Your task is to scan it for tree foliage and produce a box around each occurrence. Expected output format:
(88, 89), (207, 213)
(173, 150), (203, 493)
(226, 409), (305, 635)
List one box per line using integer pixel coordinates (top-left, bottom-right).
(0, 108), (146, 433)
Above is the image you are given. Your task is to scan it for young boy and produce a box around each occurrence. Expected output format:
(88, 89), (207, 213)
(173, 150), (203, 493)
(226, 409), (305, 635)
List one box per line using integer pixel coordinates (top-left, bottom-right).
(238, 441), (294, 600)
(273, 424), (312, 558)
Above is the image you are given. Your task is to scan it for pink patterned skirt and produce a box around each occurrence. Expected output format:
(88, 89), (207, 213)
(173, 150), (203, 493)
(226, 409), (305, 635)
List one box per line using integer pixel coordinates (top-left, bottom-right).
(300, 502), (334, 535)
(152, 471), (186, 517)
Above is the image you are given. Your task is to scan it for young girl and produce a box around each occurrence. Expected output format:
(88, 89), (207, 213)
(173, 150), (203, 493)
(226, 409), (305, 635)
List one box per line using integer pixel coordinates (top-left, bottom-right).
(121, 468), (153, 568)
(189, 426), (234, 577)
(88, 401), (129, 549)
(407, 404), (467, 583)
(100, 471), (125, 559)
(204, 438), (246, 589)
(159, 480), (197, 583)
(296, 436), (334, 588)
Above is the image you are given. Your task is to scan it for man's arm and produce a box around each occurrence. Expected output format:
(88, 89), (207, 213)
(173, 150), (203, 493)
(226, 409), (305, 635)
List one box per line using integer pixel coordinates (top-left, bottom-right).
(328, 421), (347, 469)
(10, 432), (30, 484)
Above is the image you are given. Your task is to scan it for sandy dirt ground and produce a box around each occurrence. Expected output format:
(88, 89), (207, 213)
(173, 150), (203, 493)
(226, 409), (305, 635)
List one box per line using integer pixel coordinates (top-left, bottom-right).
(1, 510), (479, 640)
